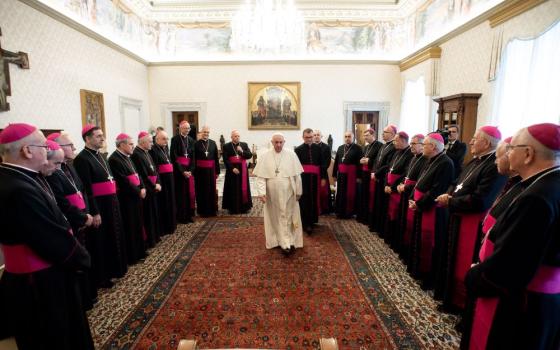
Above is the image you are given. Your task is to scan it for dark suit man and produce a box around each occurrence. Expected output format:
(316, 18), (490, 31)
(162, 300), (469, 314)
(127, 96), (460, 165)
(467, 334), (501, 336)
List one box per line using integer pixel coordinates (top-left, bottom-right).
(445, 125), (467, 182)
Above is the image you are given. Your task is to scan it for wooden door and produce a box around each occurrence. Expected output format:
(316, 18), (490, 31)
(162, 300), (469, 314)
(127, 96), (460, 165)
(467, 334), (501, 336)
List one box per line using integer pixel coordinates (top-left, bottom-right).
(172, 111), (199, 137)
(352, 111), (379, 146)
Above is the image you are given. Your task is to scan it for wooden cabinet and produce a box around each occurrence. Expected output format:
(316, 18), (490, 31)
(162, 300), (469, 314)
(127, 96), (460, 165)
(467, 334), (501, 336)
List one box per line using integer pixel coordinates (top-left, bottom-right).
(433, 93), (481, 163)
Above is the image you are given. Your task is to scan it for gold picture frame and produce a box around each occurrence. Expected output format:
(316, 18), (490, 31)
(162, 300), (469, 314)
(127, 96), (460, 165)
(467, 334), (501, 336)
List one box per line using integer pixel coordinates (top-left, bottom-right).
(248, 82), (300, 130)
(80, 89), (106, 136)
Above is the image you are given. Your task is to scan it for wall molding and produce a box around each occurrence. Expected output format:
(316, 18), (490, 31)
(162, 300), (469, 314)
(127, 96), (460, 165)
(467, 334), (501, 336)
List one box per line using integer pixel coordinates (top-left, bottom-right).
(119, 96), (144, 133)
(160, 101), (207, 132)
(489, 0), (546, 28)
(399, 46), (441, 72)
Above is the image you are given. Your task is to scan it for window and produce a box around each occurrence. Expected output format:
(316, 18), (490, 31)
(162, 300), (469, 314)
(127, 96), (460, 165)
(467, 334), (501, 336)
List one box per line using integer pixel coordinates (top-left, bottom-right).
(400, 76), (430, 137)
(492, 21), (560, 138)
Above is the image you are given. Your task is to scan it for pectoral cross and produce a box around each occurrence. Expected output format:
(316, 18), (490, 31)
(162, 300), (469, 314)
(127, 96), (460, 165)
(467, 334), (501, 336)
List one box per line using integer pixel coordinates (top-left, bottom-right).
(108, 175), (114, 182)
(150, 165), (154, 171)
(205, 151), (209, 157)
(454, 183), (463, 193)
(185, 153), (188, 158)
(342, 157), (345, 162)
(0, 28), (30, 112)
(390, 167), (394, 172)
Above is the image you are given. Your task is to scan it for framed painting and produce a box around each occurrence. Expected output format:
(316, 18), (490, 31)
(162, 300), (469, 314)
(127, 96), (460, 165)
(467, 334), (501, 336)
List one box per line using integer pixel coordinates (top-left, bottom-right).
(248, 82), (300, 130)
(80, 89), (106, 135)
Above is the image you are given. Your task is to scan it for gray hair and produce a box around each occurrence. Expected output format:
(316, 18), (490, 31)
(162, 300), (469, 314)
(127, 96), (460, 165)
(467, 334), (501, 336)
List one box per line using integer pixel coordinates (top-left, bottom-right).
(271, 132), (285, 141)
(0, 132), (36, 158)
(426, 136), (444, 153)
(518, 127), (560, 162)
(115, 138), (130, 148)
(479, 130), (500, 149)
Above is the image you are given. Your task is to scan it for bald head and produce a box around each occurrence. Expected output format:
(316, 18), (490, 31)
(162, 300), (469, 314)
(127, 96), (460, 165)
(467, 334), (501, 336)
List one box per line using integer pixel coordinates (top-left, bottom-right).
(313, 130), (322, 144)
(343, 131), (354, 145)
(231, 130), (240, 144)
(155, 131), (169, 147)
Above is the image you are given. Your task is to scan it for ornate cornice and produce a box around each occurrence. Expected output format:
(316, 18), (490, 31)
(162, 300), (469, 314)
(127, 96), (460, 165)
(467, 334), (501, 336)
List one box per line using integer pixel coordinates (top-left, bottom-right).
(488, 0), (546, 28)
(399, 46), (441, 72)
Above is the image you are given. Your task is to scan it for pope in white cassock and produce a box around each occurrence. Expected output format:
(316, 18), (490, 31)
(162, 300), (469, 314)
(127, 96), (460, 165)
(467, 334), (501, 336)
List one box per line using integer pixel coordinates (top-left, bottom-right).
(253, 133), (304, 255)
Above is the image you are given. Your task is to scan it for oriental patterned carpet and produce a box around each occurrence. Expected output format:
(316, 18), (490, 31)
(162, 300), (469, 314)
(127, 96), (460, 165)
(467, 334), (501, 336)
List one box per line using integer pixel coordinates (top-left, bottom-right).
(90, 214), (460, 349)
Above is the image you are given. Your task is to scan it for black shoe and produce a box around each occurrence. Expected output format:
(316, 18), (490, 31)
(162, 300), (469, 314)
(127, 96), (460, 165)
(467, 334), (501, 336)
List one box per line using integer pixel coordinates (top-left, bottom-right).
(281, 247), (291, 256)
(305, 226), (312, 234)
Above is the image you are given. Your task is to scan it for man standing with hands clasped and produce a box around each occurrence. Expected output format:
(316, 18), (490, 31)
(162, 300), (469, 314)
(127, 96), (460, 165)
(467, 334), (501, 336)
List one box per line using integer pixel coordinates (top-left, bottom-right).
(254, 133), (304, 256)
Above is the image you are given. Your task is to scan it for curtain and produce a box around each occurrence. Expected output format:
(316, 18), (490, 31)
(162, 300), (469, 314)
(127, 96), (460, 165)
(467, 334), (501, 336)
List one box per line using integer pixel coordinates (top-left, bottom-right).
(400, 76), (430, 137)
(491, 20), (560, 138)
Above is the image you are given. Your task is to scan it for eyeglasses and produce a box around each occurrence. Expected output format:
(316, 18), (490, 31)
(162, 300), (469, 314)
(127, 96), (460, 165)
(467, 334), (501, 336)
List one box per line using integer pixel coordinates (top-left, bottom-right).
(410, 142), (420, 145)
(505, 144), (529, 152)
(58, 143), (74, 148)
(382, 131), (392, 134)
(27, 144), (49, 150)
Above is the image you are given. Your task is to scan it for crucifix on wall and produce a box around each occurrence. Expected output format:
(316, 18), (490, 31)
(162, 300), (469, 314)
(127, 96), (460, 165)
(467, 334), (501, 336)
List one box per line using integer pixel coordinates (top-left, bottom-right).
(1, 27), (30, 112)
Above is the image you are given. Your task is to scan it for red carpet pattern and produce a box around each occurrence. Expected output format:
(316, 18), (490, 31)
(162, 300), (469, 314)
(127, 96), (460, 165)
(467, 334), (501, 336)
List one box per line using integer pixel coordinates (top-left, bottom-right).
(103, 218), (422, 349)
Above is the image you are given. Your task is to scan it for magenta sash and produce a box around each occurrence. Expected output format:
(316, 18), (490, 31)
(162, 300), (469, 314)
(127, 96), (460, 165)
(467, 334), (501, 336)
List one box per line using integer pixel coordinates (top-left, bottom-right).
(229, 156), (249, 204)
(338, 164), (357, 213)
(402, 179), (417, 246)
(92, 180), (117, 197)
(196, 159), (215, 169)
(127, 173), (141, 187)
(1, 244), (52, 273)
(148, 175), (157, 185)
(369, 176), (376, 211)
(452, 212), (487, 308)
(177, 156), (190, 167)
(479, 214), (497, 261)
(361, 164), (369, 172)
(158, 163), (173, 174)
(387, 173), (401, 220)
(302, 164), (321, 214)
(65, 192), (86, 210)
(527, 266), (560, 294)
(414, 189), (436, 274)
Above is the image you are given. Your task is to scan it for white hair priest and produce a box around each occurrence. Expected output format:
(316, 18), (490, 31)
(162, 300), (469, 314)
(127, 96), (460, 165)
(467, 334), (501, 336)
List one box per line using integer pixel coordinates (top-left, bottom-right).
(253, 133), (304, 256)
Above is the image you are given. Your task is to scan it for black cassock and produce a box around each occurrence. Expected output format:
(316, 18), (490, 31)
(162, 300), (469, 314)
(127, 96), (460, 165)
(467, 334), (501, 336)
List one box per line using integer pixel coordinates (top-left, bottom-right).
(409, 152), (454, 289)
(149, 144), (177, 235)
(442, 152), (507, 308)
(317, 141), (333, 214)
(460, 175), (524, 349)
(0, 164), (94, 350)
(74, 147), (127, 286)
(222, 141), (253, 214)
(383, 147), (413, 247)
(369, 142), (396, 233)
(444, 140), (467, 183)
(356, 141), (383, 224)
(131, 147), (161, 247)
(333, 143), (362, 219)
(170, 134), (195, 223)
(465, 167), (560, 350)
(295, 142), (327, 229)
(47, 162), (96, 309)
(108, 151), (146, 265)
(396, 154), (428, 264)
(194, 139), (220, 216)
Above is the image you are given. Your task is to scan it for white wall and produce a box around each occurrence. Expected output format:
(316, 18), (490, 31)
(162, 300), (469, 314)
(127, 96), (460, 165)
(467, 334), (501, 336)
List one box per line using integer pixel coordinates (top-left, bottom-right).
(148, 64), (401, 151)
(0, 0), (150, 152)
(438, 0), (560, 128)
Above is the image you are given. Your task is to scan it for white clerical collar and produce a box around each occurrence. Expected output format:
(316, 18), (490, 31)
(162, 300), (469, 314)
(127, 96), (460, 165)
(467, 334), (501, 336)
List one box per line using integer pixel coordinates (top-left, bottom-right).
(2, 162), (38, 173)
(85, 146), (99, 154)
(117, 149), (130, 158)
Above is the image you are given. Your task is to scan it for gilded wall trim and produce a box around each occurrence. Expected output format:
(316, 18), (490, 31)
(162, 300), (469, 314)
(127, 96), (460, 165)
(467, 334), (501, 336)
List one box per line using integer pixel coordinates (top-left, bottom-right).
(489, 0), (546, 28)
(399, 46), (441, 72)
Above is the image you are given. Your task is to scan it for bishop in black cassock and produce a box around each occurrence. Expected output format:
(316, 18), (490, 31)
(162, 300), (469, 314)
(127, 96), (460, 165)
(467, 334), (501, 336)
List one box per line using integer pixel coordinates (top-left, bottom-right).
(436, 126), (507, 310)
(150, 131), (177, 236)
(465, 123), (560, 350)
(74, 125), (127, 288)
(383, 132), (413, 248)
(395, 134), (427, 264)
(333, 131), (362, 219)
(194, 126), (220, 217)
(109, 133), (147, 265)
(222, 130), (253, 214)
(45, 134), (96, 309)
(295, 129), (327, 233)
(170, 121), (196, 223)
(409, 133), (454, 290)
(131, 131), (161, 248)
(357, 128), (382, 224)
(0, 123), (94, 350)
(369, 125), (397, 233)
(444, 125), (467, 183)
(314, 130), (333, 214)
